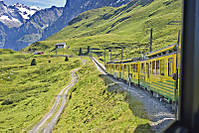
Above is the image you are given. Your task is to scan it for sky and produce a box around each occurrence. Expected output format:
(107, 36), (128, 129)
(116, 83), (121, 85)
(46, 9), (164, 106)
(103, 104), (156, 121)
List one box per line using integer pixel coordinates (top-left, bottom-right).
(3, 0), (66, 8)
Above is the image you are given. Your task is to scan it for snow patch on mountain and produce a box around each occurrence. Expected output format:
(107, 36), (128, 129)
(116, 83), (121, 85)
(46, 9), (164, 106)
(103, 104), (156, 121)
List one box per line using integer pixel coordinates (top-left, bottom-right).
(13, 3), (41, 20)
(0, 1), (40, 28)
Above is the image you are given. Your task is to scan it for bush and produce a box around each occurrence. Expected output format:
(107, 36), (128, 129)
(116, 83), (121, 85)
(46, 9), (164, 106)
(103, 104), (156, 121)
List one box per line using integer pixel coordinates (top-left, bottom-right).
(1, 99), (13, 105)
(31, 59), (37, 66)
(65, 56), (69, 62)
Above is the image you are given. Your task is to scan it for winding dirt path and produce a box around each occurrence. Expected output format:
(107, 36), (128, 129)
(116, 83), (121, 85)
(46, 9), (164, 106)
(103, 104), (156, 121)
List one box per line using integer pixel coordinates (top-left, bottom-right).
(29, 59), (86, 133)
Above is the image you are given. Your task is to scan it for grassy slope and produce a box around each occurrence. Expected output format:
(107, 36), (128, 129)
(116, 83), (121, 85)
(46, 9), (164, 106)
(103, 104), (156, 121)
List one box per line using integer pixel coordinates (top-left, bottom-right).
(25, 0), (182, 59)
(53, 58), (152, 132)
(0, 49), (80, 131)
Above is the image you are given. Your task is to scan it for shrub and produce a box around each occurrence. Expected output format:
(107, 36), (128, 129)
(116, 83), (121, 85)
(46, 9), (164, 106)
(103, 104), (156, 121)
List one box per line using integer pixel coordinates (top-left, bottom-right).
(1, 99), (13, 105)
(65, 56), (69, 62)
(31, 59), (36, 66)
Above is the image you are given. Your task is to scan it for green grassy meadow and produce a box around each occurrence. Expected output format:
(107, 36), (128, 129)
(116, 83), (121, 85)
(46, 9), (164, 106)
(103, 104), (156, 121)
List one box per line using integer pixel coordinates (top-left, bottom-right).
(24, 0), (182, 60)
(53, 58), (152, 132)
(0, 49), (80, 131)
(0, 50), (152, 132)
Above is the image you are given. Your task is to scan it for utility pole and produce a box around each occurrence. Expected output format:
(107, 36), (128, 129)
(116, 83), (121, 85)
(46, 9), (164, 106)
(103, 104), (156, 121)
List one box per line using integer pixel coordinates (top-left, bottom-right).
(121, 46), (124, 80)
(149, 28), (153, 52)
(121, 46), (123, 61)
(109, 49), (112, 62)
(104, 49), (106, 64)
(177, 30), (181, 46)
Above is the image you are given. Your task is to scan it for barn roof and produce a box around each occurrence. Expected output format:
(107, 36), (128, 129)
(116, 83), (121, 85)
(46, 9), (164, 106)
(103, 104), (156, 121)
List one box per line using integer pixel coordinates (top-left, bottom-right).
(56, 43), (66, 46)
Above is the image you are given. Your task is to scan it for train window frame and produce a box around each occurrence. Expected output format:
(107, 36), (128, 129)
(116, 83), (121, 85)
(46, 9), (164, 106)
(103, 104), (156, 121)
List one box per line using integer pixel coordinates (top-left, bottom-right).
(146, 63), (150, 79)
(150, 62), (152, 75)
(128, 65), (130, 73)
(152, 61), (156, 75)
(168, 57), (173, 77)
(160, 59), (165, 76)
(135, 64), (138, 73)
(141, 63), (145, 74)
(156, 60), (160, 75)
(133, 64), (135, 72)
(124, 64), (127, 70)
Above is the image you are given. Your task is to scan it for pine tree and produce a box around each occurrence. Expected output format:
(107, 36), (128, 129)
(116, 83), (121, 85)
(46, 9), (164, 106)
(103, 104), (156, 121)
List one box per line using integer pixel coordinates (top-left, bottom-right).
(31, 59), (36, 66)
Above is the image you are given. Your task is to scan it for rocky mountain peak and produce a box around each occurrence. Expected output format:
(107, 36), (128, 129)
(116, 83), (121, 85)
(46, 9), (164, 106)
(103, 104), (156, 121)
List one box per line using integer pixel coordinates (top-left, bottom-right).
(12, 3), (40, 20)
(0, 2), (41, 28)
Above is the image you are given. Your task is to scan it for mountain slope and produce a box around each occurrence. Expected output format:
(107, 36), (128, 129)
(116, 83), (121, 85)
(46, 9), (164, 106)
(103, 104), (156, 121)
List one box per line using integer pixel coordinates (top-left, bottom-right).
(0, 22), (8, 48)
(3, 6), (64, 50)
(0, 1), (40, 28)
(26, 0), (182, 59)
(2, 0), (131, 50)
(0, 1), (23, 28)
(41, 0), (132, 40)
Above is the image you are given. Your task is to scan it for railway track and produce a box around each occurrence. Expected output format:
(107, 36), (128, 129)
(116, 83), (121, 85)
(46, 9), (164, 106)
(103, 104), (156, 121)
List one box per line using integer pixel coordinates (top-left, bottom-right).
(91, 57), (175, 132)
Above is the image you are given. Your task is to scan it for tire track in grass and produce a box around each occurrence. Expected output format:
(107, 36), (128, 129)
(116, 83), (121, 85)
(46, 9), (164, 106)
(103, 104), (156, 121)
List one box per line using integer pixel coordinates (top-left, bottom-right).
(29, 59), (86, 133)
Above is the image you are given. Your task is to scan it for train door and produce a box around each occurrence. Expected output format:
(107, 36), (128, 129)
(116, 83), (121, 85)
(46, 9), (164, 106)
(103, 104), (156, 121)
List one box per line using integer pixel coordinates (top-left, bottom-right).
(140, 62), (145, 87)
(146, 62), (150, 86)
(168, 57), (174, 77)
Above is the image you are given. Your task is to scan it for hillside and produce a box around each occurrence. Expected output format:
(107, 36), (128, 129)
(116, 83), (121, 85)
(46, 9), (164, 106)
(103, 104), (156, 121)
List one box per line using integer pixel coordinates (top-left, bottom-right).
(0, 50), (152, 131)
(25, 0), (182, 60)
(0, 50), (81, 131)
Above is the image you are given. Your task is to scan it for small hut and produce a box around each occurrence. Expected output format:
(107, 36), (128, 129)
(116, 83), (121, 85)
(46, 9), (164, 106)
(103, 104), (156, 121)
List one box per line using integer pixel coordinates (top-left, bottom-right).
(55, 43), (66, 49)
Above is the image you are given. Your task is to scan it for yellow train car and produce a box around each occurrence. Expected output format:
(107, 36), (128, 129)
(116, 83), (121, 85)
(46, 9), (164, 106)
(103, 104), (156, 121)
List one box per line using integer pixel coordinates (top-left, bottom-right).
(105, 43), (180, 103)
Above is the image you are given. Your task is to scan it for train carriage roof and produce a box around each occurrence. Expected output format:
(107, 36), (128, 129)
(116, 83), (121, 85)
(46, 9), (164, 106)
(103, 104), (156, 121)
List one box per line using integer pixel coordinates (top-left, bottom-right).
(147, 43), (177, 57)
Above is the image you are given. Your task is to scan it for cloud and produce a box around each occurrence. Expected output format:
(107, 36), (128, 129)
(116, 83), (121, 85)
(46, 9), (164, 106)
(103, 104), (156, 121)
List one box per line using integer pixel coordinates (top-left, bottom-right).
(2, 0), (66, 8)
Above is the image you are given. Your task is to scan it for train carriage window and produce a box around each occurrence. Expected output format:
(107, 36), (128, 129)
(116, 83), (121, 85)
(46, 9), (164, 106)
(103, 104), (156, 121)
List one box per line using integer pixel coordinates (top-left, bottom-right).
(128, 65), (130, 73)
(135, 64), (138, 73)
(146, 63), (149, 78)
(160, 59), (165, 76)
(168, 58), (173, 76)
(152, 61), (155, 75)
(131, 64), (133, 72)
(141, 63), (145, 73)
(150, 62), (152, 74)
(132, 64), (135, 72)
(124, 64), (127, 70)
(156, 60), (160, 75)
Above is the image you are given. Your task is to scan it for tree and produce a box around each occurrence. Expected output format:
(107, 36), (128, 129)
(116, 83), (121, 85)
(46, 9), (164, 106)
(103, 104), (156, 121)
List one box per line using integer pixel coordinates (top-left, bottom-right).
(31, 59), (36, 66)
(65, 56), (69, 62)
(87, 46), (90, 54)
(79, 48), (82, 56)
